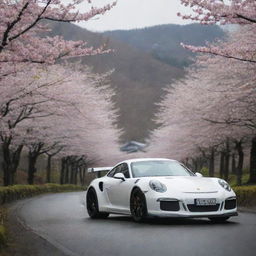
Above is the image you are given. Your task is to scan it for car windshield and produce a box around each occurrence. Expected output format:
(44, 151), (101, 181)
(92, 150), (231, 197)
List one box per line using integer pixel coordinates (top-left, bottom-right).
(131, 160), (194, 178)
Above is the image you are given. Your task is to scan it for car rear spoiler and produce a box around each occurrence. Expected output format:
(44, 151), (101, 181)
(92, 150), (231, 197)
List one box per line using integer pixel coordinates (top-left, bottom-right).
(87, 167), (112, 173)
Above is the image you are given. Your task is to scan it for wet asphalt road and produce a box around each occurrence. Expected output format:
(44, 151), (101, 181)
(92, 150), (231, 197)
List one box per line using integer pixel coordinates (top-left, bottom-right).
(17, 192), (256, 256)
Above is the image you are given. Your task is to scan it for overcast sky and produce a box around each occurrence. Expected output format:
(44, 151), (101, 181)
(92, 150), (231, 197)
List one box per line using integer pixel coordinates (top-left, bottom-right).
(77, 0), (191, 32)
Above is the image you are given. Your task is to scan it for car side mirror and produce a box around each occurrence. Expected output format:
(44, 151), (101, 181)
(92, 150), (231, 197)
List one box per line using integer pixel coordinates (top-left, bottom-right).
(195, 172), (203, 177)
(114, 173), (126, 181)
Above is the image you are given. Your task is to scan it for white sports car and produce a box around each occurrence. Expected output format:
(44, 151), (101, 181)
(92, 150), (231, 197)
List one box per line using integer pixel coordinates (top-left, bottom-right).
(86, 158), (237, 222)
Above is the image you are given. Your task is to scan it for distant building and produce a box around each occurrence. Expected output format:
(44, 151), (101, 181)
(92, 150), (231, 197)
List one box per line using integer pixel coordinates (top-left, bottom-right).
(120, 141), (147, 153)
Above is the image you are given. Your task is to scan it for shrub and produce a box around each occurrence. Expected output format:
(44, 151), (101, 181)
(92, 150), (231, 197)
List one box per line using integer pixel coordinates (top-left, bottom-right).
(233, 186), (256, 207)
(0, 184), (85, 205)
(200, 167), (209, 177)
(0, 225), (7, 249)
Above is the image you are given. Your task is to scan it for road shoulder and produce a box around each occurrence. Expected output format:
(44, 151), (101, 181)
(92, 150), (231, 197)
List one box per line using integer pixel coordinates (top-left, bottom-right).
(239, 206), (256, 214)
(2, 200), (67, 256)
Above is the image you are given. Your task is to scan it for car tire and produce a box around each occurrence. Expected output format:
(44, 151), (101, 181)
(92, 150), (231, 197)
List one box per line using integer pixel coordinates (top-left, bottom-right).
(86, 188), (109, 219)
(130, 188), (148, 222)
(208, 217), (230, 223)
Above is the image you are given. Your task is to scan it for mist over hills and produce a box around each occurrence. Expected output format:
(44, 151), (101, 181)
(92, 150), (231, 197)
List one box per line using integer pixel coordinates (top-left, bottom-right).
(49, 22), (225, 142)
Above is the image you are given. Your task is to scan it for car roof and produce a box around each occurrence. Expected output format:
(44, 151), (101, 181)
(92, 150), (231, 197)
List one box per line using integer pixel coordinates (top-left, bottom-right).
(121, 158), (177, 165)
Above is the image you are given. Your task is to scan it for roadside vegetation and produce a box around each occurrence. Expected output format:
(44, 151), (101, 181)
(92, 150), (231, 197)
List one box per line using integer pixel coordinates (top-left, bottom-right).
(233, 186), (256, 208)
(0, 184), (84, 205)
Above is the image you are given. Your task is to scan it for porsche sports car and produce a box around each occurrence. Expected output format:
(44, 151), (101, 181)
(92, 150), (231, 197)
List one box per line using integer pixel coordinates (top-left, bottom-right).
(86, 158), (237, 222)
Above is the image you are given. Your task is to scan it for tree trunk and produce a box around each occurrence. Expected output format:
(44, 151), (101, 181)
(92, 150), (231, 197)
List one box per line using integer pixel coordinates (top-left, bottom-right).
(46, 155), (52, 183)
(81, 167), (86, 186)
(83, 167), (86, 186)
(2, 162), (11, 186)
(249, 136), (256, 183)
(2, 140), (11, 186)
(60, 158), (66, 185)
(209, 147), (215, 177)
(64, 158), (70, 184)
(220, 152), (225, 179)
(192, 158), (198, 172)
(231, 153), (236, 174)
(224, 139), (230, 181)
(27, 152), (38, 185)
(74, 164), (78, 185)
(70, 161), (78, 185)
(236, 141), (244, 186)
(1, 141), (23, 186)
(70, 162), (75, 184)
(27, 143), (45, 185)
(12, 145), (23, 183)
(78, 167), (82, 185)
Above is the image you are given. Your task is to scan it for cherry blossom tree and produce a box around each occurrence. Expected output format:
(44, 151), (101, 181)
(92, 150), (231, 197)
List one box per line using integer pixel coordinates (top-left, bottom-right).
(161, 1), (256, 183)
(179, 1), (256, 62)
(0, 0), (115, 123)
(148, 50), (255, 184)
(179, 0), (256, 25)
(0, 63), (124, 185)
(0, 64), (61, 185)
(0, 0), (115, 66)
(0, 1), (125, 186)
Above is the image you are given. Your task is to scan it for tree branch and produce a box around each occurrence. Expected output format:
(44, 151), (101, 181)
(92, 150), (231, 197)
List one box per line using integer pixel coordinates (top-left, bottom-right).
(236, 14), (256, 24)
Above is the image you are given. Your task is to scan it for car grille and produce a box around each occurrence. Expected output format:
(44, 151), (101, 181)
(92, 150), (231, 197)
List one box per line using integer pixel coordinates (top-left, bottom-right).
(224, 199), (236, 210)
(187, 204), (220, 212)
(160, 201), (180, 211)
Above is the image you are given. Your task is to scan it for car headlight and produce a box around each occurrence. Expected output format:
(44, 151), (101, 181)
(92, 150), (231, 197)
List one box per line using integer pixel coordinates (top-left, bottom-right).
(218, 179), (231, 192)
(149, 180), (167, 193)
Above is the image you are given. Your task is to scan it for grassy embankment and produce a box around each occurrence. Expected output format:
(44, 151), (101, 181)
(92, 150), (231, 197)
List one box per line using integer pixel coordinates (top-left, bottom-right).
(0, 184), (85, 250)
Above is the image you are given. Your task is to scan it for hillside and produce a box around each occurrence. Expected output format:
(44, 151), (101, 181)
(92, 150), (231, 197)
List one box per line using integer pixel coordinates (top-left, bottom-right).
(48, 22), (225, 142)
(104, 24), (225, 68)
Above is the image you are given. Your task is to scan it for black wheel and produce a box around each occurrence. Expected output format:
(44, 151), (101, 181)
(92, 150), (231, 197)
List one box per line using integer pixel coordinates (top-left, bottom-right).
(86, 188), (109, 219)
(130, 188), (148, 222)
(209, 217), (230, 223)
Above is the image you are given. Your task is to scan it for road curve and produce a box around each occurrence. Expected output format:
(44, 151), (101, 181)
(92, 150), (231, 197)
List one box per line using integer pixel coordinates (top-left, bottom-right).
(16, 192), (256, 256)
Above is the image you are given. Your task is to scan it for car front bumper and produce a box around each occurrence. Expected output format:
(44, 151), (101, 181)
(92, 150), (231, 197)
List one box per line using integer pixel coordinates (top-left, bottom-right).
(145, 190), (238, 218)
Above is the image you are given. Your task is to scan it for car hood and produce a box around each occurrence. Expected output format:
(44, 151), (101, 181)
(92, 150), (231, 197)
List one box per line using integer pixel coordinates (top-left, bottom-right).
(150, 176), (219, 193)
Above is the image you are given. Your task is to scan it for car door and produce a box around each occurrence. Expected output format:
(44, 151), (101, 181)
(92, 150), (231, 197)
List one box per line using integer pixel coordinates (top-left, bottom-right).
(105, 163), (134, 211)
(104, 164), (123, 206)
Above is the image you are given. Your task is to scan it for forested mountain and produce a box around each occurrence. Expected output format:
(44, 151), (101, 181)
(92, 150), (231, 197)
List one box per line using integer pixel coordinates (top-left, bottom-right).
(104, 24), (225, 68)
(49, 22), (225, 142)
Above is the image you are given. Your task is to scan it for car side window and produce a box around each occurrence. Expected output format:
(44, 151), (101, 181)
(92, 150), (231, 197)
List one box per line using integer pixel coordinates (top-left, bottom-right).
(114, 165), (123, 175)
(107, 164), (130, 178)
(107, 167), (117, 177)
(107, 165), (122, 177)
(121, 163), (130, 178)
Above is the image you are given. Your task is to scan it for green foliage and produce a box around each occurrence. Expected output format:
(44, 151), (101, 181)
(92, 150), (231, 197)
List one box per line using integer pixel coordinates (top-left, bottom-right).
(0, 225), (7, 250)
(229, 173), (250, 187)
(200, 167), (209, 177)
(0, 184), (85, 205)
(233, 186), (256, 207)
